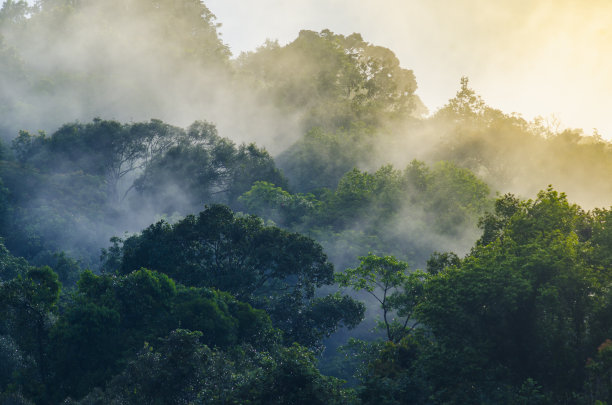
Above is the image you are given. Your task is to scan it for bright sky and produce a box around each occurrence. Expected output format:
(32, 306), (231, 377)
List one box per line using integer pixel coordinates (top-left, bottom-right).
(207, 0), (612, 138)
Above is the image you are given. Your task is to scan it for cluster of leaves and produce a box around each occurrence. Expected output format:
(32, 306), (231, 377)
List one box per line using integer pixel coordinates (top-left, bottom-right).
(101, 204), (365, 350)
(13, 118), (284, 208)
(0, 246), (357, 403)
(338, 189), (612, 404)
(0, 118), (285, 267)
(237, 29), (425, 131)
(75, 331), (355, 405)
(47, 268), (274, 401)
(240, 160), (492, 267)
(336, 254), (425, 344)
(276, 124), (379, 192)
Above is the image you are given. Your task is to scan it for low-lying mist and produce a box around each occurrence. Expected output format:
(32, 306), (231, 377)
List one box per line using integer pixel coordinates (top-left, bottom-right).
(2, 0), (612, 277)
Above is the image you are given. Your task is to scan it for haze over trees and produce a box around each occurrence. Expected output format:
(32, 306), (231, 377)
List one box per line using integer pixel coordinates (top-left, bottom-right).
(1, 0), (612, 403)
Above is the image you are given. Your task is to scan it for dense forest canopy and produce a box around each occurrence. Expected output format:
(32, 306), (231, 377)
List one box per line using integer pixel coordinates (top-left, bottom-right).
(1, 0), (612, 404)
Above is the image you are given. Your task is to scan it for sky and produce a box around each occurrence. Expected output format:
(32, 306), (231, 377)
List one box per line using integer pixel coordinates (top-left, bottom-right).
(206, 0), (612, 138)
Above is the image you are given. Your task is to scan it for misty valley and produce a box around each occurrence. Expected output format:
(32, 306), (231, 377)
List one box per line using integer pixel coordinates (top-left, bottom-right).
(2, 0), (612, 404)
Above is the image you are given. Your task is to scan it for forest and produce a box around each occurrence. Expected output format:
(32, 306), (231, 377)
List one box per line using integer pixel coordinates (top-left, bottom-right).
(1, 0), (612, 404)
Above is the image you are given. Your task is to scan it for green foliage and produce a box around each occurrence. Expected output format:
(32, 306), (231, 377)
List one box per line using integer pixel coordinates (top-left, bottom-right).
(0, 118), (287, 266)
(1, 130), (118, 264)
(77, 329), (210, 405)
(0, 334), (30, 393)
(358, 337), (429, 405)
(353, 188), (612, 403)
(134, 121), (287, 212)
(46, 251), (81, 287)
(417, 190), (602, 401)
(0, 239), (30, 281)
(585, 339), (612, 404)
(325, 165), (404, 228)
(435, 76), (486, 122)
(325, 160), (491, 237)
(336, 254), (410, 295)
(277, 125), (377, 192)
(277, 293), (365, 350)
(13, 118), (189, 201)
(240, 160), (492, 268)
(47, 268), (275, 401)
(103, 204), (364, 349)
(110, 205), (333, 298)
(337, 254), (425, 343)
(77, 331), (354, 405)
(425, 251), (460, 275)
(252, 343), (356, 405)
(0, 266), (61, 401)
(238, 29), (421, 131)
(239, 181), (318, 226)
(588, 208), (612, 268)
(229, 143), (290, 203)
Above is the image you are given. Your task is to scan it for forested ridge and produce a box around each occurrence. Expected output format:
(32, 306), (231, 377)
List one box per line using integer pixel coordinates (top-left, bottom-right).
(1, 0), (612, 403)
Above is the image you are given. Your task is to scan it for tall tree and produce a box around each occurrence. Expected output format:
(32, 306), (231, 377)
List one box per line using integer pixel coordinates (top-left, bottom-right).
(102, 204), (364, 348)
(336, 253), (425, 343)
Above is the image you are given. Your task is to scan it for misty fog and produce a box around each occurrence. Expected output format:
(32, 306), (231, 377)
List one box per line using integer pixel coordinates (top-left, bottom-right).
(2, 0), (611, 271)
